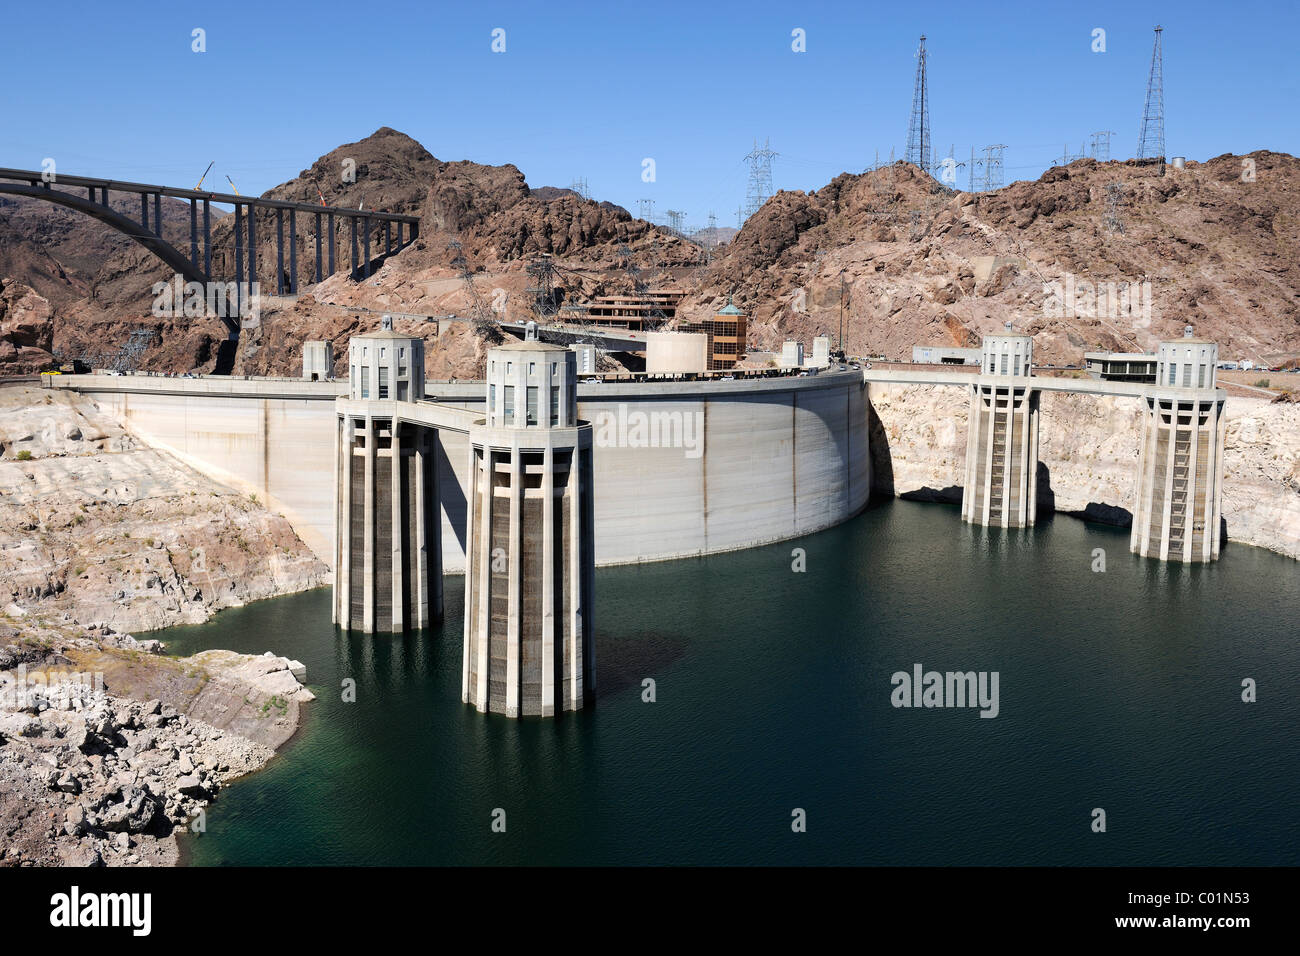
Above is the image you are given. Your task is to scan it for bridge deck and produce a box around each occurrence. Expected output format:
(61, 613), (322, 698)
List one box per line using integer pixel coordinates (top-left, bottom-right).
(0, 168), (418, 223)
(498, 321), (648, 351)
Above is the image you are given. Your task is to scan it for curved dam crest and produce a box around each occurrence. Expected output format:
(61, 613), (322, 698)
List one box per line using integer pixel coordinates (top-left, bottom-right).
(49, 371), (872, 572)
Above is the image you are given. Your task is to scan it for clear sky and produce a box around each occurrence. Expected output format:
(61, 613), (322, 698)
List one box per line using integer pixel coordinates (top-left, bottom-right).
(3, 0), (1296, 231)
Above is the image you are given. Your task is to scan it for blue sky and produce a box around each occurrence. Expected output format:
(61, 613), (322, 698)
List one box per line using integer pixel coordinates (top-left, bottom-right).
(3, 0), (1296, 230)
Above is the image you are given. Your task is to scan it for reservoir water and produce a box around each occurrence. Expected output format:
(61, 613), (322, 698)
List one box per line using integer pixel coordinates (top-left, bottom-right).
(160, 500), (1300, 865)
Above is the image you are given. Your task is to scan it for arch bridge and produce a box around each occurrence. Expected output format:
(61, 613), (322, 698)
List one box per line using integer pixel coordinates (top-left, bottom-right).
(0, 167), (420, 345)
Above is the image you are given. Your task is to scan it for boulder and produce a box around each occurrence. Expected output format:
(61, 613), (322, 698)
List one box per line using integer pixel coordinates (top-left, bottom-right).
(0, 712), (43, 737)
(98, 787), (158, 833)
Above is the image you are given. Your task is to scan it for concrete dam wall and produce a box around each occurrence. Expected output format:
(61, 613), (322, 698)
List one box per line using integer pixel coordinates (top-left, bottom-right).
(53, 371), (871, 572)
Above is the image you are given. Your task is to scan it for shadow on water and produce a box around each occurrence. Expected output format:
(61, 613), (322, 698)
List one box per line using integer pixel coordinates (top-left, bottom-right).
(594, 630), (688, 699)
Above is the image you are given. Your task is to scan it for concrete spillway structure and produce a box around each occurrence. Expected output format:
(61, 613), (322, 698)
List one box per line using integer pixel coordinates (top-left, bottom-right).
(333, 323), (443, 633)
(462, 334), (595, 717)
(962, 331), (1040, 528)
(1131, 331), (1226, 563)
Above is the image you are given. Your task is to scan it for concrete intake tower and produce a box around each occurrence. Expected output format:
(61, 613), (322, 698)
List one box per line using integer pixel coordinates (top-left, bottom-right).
(962, 328), (1040, 528)
(1131, 329), (1226, 563)
(462, 332), (595, 717)
(333, 323), (442, 633)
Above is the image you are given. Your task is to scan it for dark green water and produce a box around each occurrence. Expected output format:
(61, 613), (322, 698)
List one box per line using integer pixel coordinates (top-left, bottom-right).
(160, 500), (1300, 865)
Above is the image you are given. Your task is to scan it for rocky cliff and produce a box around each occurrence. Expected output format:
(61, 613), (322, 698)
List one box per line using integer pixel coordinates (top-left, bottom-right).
(868, 385), (1300, 560)
(0, 619), (314, 867)
(684, 153), (1300, 367)
(0, 386), (328, 631)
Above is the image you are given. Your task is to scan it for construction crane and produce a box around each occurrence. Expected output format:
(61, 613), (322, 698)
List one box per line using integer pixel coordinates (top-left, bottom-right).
(194, 161), (214, 191)
(225, 175), (241, 197)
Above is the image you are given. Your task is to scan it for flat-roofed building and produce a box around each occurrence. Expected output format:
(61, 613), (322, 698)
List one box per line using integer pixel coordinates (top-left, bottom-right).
(811, 336), (832, 368)
(1084, 351), (1157, 383)
(780, 340), (805, 369)
(912, 345), (981, 366)
(570, 343), (598, 375)
(679, 295), (748, 371)
(303, 340), (333, 381)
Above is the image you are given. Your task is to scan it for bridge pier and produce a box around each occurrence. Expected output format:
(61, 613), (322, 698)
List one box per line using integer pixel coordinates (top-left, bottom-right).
(234, 206), (244, 314)
(189, 200), (199, 269)
(962, 329), (1039, 528)
(363, 215), (372, 279)
(350, 218), (358, 279)
(276, 208), (284, 295)
(290, 208), (298, 294)
(247, 205), (257, 291)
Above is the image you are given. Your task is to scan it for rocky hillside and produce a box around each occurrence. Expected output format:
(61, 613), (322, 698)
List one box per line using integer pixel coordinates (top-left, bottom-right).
(5, 133), (1298, 379)
(0, 128), (701, 379)
(0, 386), (328, 632)
(682, 153), (1300, 367)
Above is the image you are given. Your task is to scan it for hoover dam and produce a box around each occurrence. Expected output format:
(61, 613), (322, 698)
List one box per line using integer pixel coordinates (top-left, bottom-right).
(47, 362), (872, 572)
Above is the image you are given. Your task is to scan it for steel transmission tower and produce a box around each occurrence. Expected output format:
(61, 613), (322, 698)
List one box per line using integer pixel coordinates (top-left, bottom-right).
(1137, 26), (1165, 165)
(905, 35), (931, 173)
(637, 198), (655, 221)
(742, 139), (778, 219)
(981, 145), (1006, 191)
(1103, 182), (1125, 234)
(1090, 131), (1115, 162)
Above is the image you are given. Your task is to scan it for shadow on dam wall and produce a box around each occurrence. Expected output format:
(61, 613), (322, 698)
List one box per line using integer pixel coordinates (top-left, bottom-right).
(1037, 461), (1135, 528)
(866, 400), (895, 497)
(867, 397), (963, 505)
(865, 401), (1140, 526)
